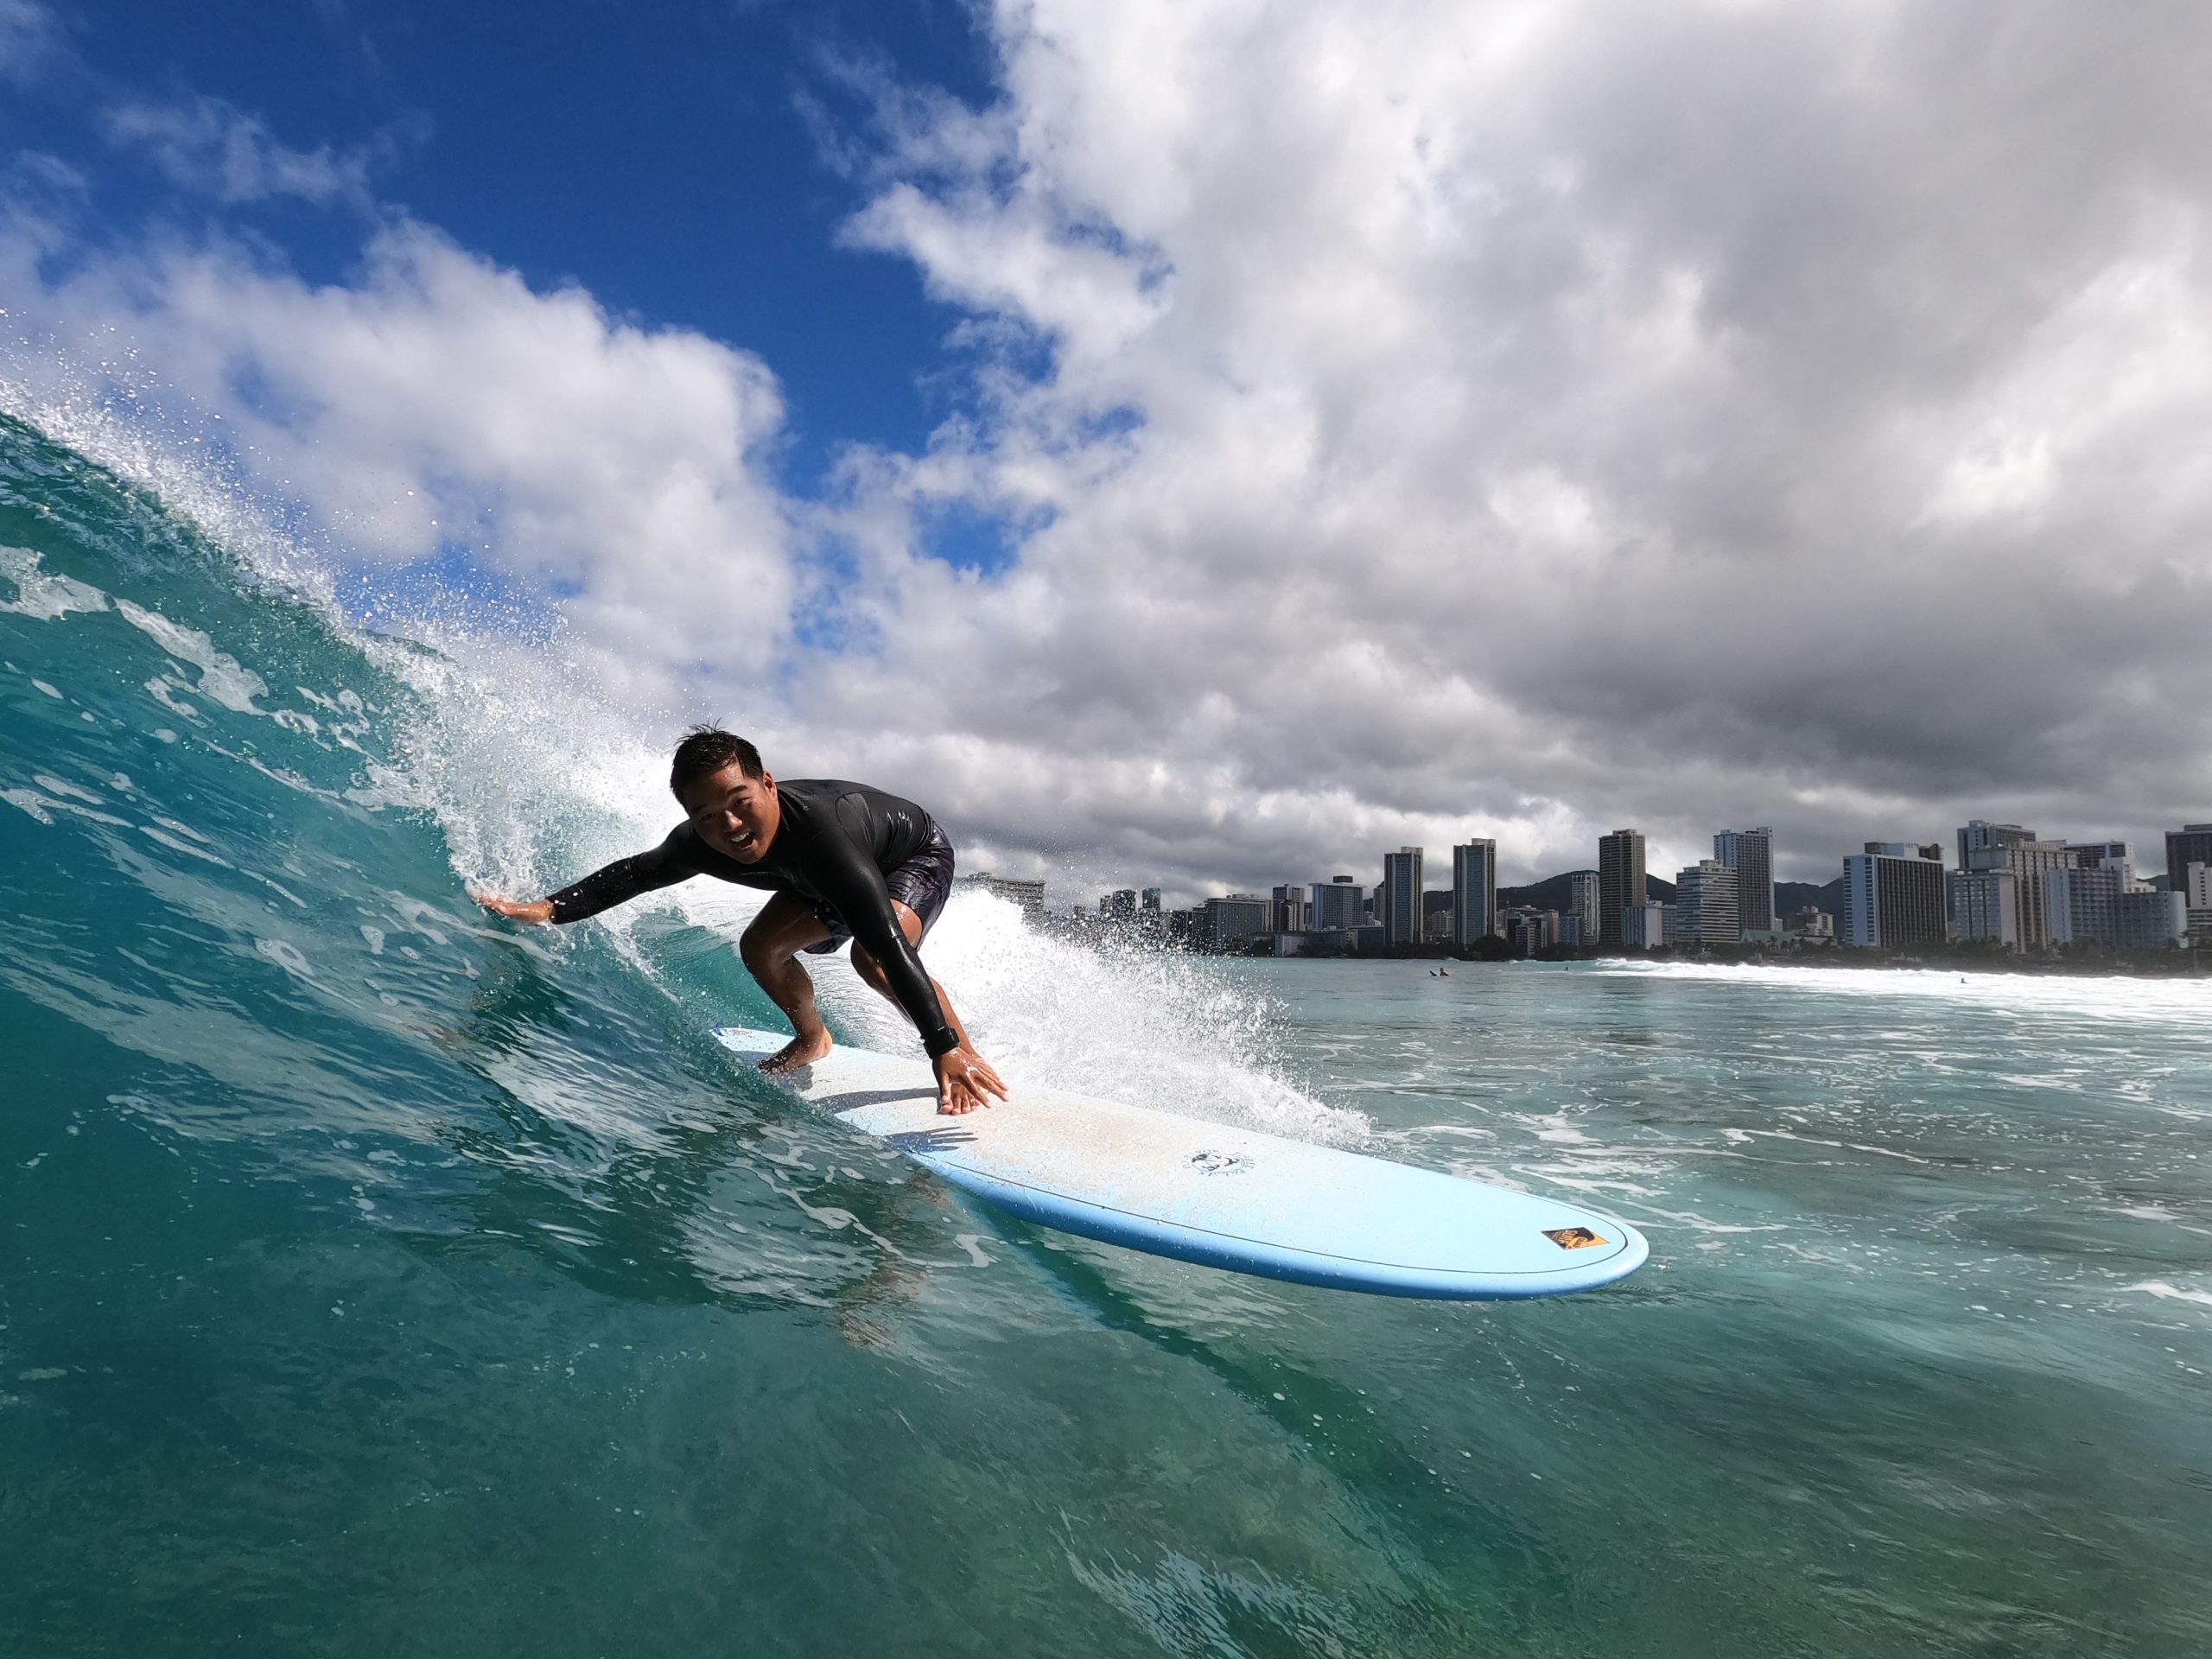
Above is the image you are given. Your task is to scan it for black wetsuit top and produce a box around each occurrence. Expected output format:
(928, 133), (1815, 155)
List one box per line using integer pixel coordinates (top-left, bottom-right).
(545, 779), (957, 1058)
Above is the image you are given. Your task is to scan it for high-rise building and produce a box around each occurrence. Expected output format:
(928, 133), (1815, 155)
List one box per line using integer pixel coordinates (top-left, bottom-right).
(1382, 848), (1424, 946)
(1312, 875), (1364, 931)
(1565, 871), (1599, 945)
(2044, 865), (2121, 947)
(1270, 883), (1311, 933)
(1948, 868), (2018, 946)
(1102, 888), (1138, 922)
(1842, 843), (1948, 949)
(2116, 889), (2187, 951)
(1450, 839), (1497, 946)
(1597, 830), (1647, 950)
(1620, 901), (1669, 949)
(1958, 819), (2035, 871)
(1203, 893), (1272, 953)
(1962, 836), (2073, 948)
(2166, 825), (2212, 893)
(1674, 859), (1740, 946)
(2067, 841), (2135, 883)
(1713, 827), (1775, 934)
(2182, 862), (2212, 947)
(1141, 887), (1162, 913)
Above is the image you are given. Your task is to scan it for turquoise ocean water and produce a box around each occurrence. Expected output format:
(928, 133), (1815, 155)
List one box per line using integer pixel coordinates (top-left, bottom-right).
(3, 410), (2209, 1656)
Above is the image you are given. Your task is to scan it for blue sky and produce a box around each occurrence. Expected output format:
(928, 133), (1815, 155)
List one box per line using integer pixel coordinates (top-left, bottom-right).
(4, 0), (997, 484)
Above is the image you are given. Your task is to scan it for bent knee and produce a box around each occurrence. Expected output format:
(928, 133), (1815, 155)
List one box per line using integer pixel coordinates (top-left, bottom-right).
(740, 931), (787, 972)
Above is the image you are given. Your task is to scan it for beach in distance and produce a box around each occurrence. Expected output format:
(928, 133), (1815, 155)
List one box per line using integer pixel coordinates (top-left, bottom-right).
(1249, 944), (2212, 979)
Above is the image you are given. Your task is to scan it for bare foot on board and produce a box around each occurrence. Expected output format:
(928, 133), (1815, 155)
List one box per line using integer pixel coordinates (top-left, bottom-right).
(759, 1028), (834, 1073)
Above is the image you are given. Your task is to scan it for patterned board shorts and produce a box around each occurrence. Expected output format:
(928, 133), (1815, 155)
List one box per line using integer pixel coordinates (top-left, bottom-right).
(803, 825), (957, 956)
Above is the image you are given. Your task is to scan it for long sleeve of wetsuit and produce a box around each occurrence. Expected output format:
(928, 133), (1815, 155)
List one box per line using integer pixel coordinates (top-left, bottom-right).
(813, 794), (958, 1059)
(543, 828), (702, 924)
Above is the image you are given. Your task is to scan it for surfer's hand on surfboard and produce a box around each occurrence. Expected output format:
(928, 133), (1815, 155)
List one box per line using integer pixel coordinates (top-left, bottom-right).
(934, 1047), (1007, 1116)
(470, 891), (554, 925)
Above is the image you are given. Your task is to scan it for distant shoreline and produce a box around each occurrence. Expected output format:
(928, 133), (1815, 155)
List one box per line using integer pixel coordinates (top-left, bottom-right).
(1233, 947), (2212, 981)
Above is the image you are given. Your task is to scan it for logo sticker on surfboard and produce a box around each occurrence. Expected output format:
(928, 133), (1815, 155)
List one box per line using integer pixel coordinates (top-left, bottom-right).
(1189, 1150), (1252, 1175)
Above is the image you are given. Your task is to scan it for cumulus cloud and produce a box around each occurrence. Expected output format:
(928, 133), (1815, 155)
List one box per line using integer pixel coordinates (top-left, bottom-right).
(0, 221), (798, 713)
(8, 1), (2212, 902)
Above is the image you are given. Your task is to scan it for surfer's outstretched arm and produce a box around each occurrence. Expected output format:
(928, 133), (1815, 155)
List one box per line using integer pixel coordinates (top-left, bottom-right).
(470, 828), (702, 926)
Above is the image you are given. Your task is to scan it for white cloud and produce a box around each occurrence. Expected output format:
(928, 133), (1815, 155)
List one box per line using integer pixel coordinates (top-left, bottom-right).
(103, 93), (418, 208)
(1, 221), (798, 715)
(10, 1), (2212, 904)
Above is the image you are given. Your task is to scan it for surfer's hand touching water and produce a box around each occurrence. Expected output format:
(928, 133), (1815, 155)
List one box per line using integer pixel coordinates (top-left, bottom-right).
(935, 1047), (1007, 1116)
(470, 892), (553, 925)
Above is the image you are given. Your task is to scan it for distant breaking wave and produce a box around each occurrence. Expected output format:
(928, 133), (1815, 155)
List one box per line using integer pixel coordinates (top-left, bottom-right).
(1592, 956), (2212, 1027)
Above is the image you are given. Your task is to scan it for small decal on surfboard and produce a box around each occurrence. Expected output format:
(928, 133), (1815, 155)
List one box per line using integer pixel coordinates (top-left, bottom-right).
(1544, 1226), (1607, 1249)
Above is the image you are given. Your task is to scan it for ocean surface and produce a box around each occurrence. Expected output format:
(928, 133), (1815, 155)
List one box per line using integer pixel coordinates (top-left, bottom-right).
(3, 410), (2210, 1656)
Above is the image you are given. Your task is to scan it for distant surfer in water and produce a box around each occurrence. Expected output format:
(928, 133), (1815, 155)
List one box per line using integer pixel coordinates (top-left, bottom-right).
(470, 727), (1007, 1116)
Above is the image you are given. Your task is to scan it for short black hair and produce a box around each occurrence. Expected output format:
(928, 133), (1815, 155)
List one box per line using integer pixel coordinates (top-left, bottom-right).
(670, 726), (764, 800)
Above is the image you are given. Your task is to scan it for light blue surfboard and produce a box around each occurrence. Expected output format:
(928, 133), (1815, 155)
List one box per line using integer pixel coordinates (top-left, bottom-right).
(715, 1027), (1649, 1300)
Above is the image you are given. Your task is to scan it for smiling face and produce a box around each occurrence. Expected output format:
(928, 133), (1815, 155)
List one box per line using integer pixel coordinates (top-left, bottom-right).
(681, 762), (779, 863)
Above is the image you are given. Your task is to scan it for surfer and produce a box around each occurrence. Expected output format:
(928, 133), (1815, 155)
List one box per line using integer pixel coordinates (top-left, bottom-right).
(469, 728), (1007, 1116)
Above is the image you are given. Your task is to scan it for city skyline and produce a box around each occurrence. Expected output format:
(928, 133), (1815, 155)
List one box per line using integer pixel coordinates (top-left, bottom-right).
(1052, 816), (2212, 936)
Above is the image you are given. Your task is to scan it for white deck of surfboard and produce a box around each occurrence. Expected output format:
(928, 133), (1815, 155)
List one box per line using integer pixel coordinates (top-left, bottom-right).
(715, 1026), (1648, 1300)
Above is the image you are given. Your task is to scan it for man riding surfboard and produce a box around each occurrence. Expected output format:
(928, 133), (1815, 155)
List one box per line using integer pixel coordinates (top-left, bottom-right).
(471, 727), (1007, 1116)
